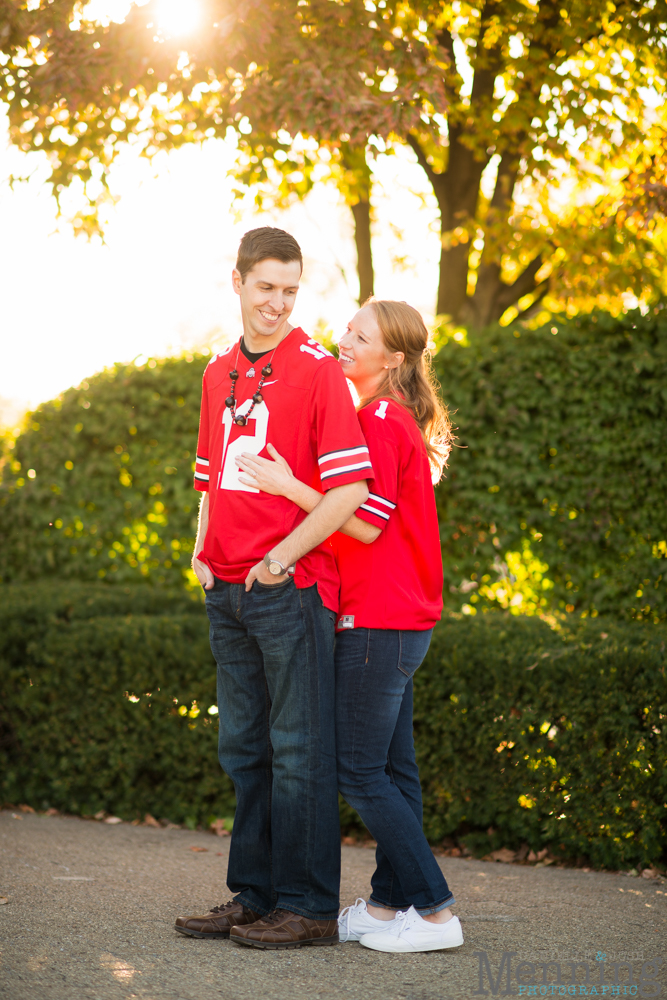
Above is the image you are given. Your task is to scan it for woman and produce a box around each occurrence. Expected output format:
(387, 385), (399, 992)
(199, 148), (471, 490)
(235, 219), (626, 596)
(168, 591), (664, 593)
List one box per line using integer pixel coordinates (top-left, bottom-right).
(236, 299), (462, 954)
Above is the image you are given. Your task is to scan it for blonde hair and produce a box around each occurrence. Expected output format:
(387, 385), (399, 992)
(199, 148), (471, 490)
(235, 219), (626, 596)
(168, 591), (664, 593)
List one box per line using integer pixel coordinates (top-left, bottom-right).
(361, 299), (453, 482)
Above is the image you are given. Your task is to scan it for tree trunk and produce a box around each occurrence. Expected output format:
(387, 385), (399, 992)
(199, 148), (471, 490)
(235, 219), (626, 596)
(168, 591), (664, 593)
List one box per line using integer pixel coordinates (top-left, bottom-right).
(340, 142), (375, 305)
(350, 197), (374, 304)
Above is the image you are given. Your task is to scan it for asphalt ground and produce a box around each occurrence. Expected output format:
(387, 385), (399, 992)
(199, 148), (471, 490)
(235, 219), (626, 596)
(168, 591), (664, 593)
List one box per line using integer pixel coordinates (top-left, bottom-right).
(1, 809), (665, 1000)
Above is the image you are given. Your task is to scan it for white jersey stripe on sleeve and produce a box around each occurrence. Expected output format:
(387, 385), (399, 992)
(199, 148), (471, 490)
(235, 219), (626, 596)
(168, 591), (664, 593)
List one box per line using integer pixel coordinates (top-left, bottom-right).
(318, 446), (370, 466)
(196, 455), (210, 466)
(194, 472), (210, 481)
(368, 492), (396, 510)
(320, 460), (373, 479)
(360, 502), (390, 521)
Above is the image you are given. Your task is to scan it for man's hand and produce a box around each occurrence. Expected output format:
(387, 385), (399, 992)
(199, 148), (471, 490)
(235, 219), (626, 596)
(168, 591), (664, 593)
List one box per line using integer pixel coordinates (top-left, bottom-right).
(244, 559), (288, 592)
(192, 556), (215, 590)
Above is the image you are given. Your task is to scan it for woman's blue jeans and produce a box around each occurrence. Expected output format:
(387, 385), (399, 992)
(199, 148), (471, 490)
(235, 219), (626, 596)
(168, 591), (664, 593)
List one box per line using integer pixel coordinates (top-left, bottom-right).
(205, 576), (340, 920)
(335, 627), (455, 915)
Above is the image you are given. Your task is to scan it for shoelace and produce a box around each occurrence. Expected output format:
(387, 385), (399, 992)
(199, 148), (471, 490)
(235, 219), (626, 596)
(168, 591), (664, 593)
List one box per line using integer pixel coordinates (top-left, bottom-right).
(210, 900), (237, 914)
(260, 909), (291, 925)
(385, 909), (410, 936)
(338, 898), (367, 939)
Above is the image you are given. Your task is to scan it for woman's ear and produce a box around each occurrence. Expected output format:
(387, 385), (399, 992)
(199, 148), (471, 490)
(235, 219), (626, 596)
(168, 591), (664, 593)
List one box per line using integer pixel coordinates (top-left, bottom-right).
(385, 351), (405, 370)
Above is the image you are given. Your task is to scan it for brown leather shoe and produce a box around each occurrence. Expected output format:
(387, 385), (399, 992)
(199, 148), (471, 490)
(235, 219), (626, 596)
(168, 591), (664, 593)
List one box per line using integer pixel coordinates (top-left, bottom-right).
(174, 900), (262, 939)
(230, 909), (339, 950)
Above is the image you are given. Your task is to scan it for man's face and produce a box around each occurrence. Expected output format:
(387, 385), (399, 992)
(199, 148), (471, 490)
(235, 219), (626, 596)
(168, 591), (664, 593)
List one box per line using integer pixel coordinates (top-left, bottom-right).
(232, 258), (302, 344)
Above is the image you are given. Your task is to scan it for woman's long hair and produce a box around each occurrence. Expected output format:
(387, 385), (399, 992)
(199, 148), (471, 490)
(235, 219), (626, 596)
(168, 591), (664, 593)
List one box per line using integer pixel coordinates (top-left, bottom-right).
(360, 299), (453, 482)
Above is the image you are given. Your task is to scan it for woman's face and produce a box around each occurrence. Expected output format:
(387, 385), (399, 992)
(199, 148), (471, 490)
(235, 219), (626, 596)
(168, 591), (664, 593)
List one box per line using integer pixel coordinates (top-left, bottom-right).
(338, 306), (403, 397)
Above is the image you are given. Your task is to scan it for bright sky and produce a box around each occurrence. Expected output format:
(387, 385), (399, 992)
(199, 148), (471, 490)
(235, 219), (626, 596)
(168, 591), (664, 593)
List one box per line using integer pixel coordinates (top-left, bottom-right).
(0, 112), (442, 428)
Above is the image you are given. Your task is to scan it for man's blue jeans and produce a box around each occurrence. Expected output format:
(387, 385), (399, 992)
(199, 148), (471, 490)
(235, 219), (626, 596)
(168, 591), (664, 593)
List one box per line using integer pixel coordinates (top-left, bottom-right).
(205, 576), (340, 920)
(336, 627), (455, 915)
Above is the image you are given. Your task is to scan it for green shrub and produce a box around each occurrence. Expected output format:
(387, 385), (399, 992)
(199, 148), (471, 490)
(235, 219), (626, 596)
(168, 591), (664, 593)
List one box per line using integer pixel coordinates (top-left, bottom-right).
(0, 355), (207, 586)
(2, 584), (665, 868)
(0, 583), (234, 826)
(414, 614), (667, 870)
(435, 307), (667, 622)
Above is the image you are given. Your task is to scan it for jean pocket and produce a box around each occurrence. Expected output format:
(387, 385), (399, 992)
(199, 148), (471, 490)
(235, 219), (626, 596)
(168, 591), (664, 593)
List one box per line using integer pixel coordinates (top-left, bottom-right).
(397, 630), (433, 678)
(254, 577), (293, 591)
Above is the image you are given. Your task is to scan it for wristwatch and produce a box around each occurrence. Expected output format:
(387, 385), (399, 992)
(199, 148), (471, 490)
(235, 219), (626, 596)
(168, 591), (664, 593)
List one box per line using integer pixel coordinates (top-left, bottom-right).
(263, 554), (296, 577)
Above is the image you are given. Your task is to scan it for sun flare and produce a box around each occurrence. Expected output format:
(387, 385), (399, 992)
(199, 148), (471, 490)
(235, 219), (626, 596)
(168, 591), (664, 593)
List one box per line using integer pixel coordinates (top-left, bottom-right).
(156, 0), (202, 37)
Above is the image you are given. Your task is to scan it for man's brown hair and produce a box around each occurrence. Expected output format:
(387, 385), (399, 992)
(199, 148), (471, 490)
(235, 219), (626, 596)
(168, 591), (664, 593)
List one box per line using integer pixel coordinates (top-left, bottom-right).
(235, 227), (303, 282)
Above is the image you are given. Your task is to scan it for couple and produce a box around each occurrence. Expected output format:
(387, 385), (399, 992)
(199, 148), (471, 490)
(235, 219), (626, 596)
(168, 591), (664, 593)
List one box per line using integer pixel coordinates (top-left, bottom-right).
(174, 226), (462, 954)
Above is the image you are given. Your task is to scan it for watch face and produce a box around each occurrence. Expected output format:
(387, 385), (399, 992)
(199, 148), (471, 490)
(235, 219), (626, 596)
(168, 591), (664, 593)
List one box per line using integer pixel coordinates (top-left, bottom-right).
(269, 562), (282, 575)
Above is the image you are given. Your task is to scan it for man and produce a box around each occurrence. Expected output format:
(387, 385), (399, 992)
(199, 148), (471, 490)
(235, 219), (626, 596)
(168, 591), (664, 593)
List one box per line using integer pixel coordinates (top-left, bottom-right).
(175, 227), (371, 949)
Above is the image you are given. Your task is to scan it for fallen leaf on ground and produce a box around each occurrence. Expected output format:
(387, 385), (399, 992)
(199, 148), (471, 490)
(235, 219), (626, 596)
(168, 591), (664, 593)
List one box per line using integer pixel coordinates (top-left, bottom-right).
(0, 897), (9, 904)
(18, 804), (35, 813)
(10, 814), (22, 821)
(104, 816), (122, 825)
(143, 814), (161, 828)
(642, 868), (660, 879)
(490, 848), (517, 864)
(528, 848), (549, 863)
(209, 819), (230, 837)
(44, 808), (59, 816)
(190, 846), (208, 853)
(94, 811), (105, 820)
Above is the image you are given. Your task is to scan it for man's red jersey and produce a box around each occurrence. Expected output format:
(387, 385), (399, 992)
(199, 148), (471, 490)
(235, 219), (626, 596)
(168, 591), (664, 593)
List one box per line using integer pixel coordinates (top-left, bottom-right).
(333, 398), (443, 631)
(194, 328), (373, 612)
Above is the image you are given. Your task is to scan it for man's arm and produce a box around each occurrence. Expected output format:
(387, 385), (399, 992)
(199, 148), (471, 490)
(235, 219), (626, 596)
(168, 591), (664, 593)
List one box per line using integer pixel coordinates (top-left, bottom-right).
(236, 445), (380, 544)
(191, 492), (215, 589)
(275, 478), (381, 545)
(244, 479), (369, 591)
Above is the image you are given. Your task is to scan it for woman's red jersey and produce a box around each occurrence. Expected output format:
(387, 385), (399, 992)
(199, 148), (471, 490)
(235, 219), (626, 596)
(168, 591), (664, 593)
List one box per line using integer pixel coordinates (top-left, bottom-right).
(332, 398), (443, 631)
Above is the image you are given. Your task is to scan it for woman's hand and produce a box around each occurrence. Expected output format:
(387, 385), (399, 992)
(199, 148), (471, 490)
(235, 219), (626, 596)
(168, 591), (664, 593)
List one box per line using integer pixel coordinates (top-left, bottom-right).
(236, 443), (296, 498)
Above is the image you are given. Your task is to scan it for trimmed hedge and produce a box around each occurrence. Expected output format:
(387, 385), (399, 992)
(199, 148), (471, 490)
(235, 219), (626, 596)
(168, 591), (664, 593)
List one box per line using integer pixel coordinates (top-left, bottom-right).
(414, 615), (667, 870)
(435, 307), (667, 622)
(0, 583), (234, 828)
(2, 584), (665, 868)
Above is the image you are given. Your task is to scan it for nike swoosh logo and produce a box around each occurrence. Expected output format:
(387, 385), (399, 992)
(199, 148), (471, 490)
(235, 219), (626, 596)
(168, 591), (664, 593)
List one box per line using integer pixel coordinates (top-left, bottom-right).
(262, 380), (278, 386)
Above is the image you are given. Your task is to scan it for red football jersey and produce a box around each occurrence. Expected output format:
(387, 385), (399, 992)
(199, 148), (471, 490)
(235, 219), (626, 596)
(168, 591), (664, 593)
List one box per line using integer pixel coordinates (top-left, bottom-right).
(333, 398), (443, 631)
(194, 328), (373, 612)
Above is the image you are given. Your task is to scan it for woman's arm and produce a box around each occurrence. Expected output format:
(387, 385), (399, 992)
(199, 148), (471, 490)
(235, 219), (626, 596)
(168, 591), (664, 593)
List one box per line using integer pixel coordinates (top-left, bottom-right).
(236, 445), (380, 544)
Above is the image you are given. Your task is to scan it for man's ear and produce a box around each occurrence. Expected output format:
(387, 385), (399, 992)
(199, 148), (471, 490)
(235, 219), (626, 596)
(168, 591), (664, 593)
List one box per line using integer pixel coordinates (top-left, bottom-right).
(232, 268), (243, 295)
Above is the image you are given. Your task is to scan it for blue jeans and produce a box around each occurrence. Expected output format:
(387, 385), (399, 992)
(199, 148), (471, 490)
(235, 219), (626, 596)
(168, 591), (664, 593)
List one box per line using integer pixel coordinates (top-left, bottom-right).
(336, 628), (455, 915)
(205, 577), (340, 920)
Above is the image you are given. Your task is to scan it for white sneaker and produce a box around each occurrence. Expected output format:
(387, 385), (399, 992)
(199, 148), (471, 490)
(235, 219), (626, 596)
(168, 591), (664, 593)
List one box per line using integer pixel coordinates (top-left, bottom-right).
(359, 906), (464, 953)
(337, 898), (400, 942)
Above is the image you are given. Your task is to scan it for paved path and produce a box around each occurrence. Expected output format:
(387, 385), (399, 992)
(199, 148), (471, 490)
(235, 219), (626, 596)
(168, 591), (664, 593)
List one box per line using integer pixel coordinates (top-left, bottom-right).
(1, 810), (665, 999)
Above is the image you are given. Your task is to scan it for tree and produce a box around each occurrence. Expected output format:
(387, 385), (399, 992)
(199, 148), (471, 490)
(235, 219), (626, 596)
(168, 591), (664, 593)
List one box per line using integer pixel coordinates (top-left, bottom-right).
(400, 0), (667, 323)
(0, 0), (439, 301)
(2, 1), (665, 323)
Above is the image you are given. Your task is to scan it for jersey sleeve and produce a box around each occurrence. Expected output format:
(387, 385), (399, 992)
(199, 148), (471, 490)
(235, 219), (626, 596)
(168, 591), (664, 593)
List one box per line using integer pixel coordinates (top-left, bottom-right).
(354, 404), (401, 530)
(193, 374), (210, 492)
(310, 361), (373, 490)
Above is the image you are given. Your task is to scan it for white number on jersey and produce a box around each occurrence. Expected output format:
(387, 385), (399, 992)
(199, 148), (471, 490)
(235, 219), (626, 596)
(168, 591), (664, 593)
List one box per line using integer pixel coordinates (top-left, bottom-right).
(375, 400), (389, 420)
(218, 399), (269, 493)
(300, 338), (331, 361)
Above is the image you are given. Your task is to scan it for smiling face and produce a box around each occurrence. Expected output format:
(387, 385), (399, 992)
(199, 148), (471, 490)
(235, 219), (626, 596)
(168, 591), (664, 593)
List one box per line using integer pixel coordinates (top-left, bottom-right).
(338, 305), (404, 400)
(232, 258), (302, 352)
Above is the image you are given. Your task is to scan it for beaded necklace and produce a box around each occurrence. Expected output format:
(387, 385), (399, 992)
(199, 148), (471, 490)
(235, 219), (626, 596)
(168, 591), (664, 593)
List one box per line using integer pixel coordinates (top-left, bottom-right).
(225, 340), (276, 427)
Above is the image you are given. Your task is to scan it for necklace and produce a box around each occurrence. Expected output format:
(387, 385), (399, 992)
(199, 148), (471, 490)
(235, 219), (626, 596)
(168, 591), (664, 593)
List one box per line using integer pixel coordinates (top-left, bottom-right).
(225, 341), (276, 427)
